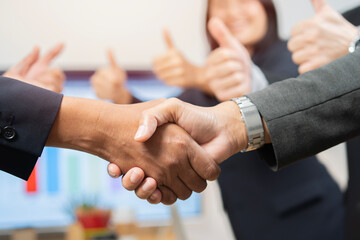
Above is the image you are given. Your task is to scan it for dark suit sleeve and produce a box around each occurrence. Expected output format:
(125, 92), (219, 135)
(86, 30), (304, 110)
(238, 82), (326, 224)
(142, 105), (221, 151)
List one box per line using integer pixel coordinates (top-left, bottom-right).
(247, 50), (360, 170)
(0, 77), (63, 180)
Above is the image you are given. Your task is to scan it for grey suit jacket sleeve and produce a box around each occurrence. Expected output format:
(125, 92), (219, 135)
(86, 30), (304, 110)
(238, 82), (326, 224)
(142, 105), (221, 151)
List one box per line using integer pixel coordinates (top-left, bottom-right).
(0, 77), (63, 180)
(247, 50), (360, 171)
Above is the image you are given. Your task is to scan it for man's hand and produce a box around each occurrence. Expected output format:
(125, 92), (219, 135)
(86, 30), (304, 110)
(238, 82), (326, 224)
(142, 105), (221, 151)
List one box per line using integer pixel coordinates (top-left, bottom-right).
(4, 44), (65, 93)
(288, 0), (359, 74)
(46, 98), (220, 205)
(205, 18), (252, 102)
(135, 98), (248, 164)
(90, 50), (132, 104)
(107, 165), (162, 204)
(153, 29), (210, 93)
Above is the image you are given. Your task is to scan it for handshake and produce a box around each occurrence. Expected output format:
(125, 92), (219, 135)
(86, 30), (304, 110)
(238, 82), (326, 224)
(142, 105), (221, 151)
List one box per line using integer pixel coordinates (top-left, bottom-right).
(47, 96), (255, 205)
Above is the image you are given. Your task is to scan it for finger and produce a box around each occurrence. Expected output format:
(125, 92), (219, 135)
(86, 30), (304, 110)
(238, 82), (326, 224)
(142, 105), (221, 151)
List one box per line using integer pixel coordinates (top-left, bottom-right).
(290, 20), (311, 37)
(40, 43), (64, 65)
(292, 45), (316, 65)
(206, 48), (242, 67)
(288, 34), (309, 53)
(206, 61), (243, 80)
(147, 189), (162, 204)
(210, 72), (245, 92)
(187, 140), (221, 181)
(215, 84), (249, 101)
(134, 177), (158, 199)
(158, 186), (177, 205)
(11, 46), (40, 76)
(156, 68), (184, 82)
(168, 177), (192, 201)
(41, 68), (66, 93)
(153, 50), (179, 70)
(164, 77), (189, 87)
(208, 17), (240, 50)
(107, 49), (118, 69)
(298, 57), (326, 74)
(107, 163), (122, 178)
(153, 57), (181, 74)
(311, 0), (327, 13)
(178, 165), (207, 193)
(122, 167), (146, 191)
(163, 28), (175, 49)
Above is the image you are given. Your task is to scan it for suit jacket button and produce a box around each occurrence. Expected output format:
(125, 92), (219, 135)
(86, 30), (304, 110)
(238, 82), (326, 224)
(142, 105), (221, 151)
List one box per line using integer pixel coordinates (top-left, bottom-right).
(3, 126), (16, 140)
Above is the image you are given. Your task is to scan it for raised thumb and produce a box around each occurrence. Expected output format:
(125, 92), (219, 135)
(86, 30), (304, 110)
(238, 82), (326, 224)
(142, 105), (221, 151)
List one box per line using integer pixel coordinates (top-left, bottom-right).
(208, 17), (239, 50)
(311, 0), (328, 13)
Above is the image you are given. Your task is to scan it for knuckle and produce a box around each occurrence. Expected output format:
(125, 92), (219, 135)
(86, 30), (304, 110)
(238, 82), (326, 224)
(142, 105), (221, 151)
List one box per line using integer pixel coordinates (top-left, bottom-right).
(204, 162), (221, 180)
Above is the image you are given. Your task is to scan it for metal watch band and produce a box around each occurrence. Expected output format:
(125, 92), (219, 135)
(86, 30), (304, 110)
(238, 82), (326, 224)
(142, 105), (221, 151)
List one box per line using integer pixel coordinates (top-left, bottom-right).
(231, 97), (265, 152)
(349, 26), (360, 53)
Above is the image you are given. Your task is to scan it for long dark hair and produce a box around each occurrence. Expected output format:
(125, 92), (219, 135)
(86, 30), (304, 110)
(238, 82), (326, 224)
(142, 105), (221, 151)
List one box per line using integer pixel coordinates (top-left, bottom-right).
(206, 0), (279, 55)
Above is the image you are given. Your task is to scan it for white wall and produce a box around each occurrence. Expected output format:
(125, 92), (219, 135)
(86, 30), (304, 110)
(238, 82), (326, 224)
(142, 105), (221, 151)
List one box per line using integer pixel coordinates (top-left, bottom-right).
(0, 0), (358, 70)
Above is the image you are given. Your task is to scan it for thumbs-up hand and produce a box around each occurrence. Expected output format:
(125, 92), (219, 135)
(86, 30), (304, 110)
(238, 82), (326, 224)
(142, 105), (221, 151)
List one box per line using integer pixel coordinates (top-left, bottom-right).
(153, 29), (209, 92)
(4, 44), (65, 93)
(204, 17), (252, 102)
(288, 0), (359, 74)
(90, 50), (132, 104)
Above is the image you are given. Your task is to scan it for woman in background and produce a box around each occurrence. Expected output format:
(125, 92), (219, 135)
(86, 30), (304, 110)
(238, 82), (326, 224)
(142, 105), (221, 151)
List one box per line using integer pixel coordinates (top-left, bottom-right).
(92, 1), (344, 239)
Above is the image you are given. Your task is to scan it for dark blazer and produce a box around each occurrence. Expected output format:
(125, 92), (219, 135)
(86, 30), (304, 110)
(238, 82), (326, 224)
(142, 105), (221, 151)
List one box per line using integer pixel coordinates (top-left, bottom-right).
(176, 40), (344, 240)
(249, 49), (360, 169)
(0, 77), (62, 180)
(342, 7), (360, 240)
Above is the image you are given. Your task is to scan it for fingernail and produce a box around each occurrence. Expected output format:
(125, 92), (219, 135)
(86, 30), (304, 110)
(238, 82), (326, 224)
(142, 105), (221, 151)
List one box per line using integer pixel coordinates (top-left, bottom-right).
(142, 180), (153, 192)
(130, 169), (141, 184)
(109, 172), (116, 178)
(134, 125), (145, 140)
(107, 165), (118, 178)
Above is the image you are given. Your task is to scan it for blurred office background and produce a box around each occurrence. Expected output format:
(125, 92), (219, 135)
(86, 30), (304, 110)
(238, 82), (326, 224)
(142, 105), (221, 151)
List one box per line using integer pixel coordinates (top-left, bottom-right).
(0, 0), (358, 239)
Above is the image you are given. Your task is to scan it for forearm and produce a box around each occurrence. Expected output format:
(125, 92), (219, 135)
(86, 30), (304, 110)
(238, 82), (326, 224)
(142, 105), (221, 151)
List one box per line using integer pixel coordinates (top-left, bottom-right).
(248, 50), (360, 170)
(46, 96), (109, 158)
(47, 97), (165, 160)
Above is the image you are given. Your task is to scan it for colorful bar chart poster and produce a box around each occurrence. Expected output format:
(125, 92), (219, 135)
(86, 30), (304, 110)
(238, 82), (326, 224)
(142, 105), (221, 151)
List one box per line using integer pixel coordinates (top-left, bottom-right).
(26, 164), (38, 193)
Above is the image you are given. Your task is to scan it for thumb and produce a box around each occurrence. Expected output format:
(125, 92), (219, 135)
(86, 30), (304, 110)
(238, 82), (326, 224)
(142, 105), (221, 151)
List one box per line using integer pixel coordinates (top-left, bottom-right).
(107, 49), (119, 69)
(40, 43), (64, 66)
(134, 98), (182, 142)
(163, 28), (175, 49)
(208, 17), (240, 50)
(311, 0), (328, 13)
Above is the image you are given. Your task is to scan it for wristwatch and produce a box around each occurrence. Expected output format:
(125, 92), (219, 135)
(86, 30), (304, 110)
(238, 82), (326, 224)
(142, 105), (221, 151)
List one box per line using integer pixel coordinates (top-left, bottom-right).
(231, 97), (264, 152)
(349, 26), (360, 53)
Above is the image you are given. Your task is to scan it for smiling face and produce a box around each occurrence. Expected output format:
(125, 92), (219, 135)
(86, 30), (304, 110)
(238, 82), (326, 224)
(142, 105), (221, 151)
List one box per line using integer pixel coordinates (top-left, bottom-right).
(209, 0), (268, 50)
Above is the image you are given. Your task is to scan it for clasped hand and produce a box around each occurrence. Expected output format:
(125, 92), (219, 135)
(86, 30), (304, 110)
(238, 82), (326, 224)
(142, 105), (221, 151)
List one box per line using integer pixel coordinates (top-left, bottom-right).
(107, 98), (247, 205)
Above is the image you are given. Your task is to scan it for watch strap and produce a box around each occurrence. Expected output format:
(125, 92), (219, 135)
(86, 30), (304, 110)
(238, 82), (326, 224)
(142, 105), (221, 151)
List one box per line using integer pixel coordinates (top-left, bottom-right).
(231, 97), (265, 152)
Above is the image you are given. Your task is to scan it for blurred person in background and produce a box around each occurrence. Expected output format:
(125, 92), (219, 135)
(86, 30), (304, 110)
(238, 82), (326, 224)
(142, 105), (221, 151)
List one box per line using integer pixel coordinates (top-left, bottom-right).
(3, 44), (66, 93)
(94, 0), (344, 239)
